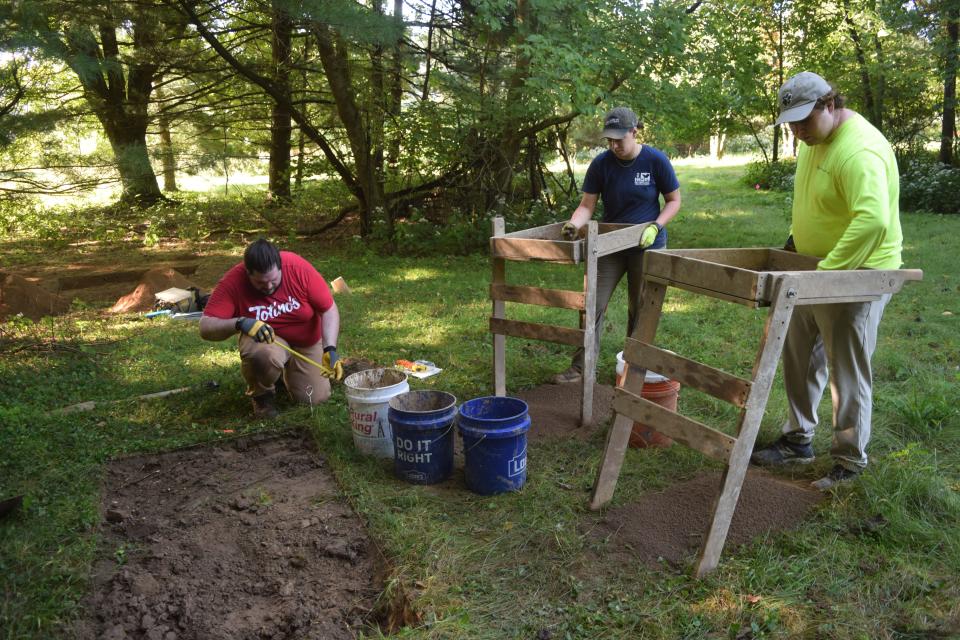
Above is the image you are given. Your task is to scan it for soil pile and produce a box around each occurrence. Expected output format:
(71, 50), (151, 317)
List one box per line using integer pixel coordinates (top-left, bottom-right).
(517, 381), (615, 442)
(0, 272), (71, 320)
(74, 433), (382, 640)
(589, 469), (824, 570)
(109, 267), (196, 314)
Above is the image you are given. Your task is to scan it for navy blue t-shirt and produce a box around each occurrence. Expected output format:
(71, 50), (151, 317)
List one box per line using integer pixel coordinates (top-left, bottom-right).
(582, 145), (680, 247)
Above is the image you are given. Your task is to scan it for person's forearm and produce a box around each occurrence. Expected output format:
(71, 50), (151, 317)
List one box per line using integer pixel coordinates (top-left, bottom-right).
(655, 192), (681, 227)
(199, 315), (240, 341)
(321, 304), (340, 349)
(569, 205), (593, 227)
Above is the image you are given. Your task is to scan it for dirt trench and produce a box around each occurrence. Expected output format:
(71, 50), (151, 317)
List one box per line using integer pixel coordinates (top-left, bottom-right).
(74, 432), (390, 640)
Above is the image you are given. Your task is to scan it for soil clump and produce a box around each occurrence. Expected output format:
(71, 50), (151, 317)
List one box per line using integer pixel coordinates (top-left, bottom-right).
(74, 432), (383, 640)
(586, 469), (824, 571)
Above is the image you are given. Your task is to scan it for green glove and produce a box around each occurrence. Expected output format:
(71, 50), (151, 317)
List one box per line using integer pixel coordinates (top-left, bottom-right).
(560, 222), (579, 240)
(639, 223), (661, 249)
(237, 317), (275, 343)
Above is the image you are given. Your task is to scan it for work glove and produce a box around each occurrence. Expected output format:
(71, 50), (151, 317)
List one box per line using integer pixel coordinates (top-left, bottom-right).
(783, 234), (796, 252)
(237, 317), (275, 343)
(639, 223), (661, 249)
(322, 347), (344, 381)
(560, 222), (579, 241)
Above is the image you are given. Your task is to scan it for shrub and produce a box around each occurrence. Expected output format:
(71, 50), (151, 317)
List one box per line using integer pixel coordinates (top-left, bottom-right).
(741, 159), (796, 192)
(898, 157), (960, 214)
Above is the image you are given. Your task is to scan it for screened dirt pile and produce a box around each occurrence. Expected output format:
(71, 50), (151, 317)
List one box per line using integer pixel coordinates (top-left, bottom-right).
(73, 432), (383, 640)
(517, 380), (615, 442)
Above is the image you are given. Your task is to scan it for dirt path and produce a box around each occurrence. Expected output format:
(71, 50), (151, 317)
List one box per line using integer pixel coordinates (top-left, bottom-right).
(74, 432), (383, 640)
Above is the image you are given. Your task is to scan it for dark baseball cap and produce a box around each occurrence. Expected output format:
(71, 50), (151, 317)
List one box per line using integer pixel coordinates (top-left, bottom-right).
(776, 72), (832, 125)
(601, 107), (639, 139)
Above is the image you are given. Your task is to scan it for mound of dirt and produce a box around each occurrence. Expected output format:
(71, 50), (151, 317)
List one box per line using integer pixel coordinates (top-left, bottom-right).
(74, 433), (383, 640)
(587, 469), (824, 570)
(517, 381), (615, 442)
(109, 267), (195, 314)
(0, 272), (71, 320)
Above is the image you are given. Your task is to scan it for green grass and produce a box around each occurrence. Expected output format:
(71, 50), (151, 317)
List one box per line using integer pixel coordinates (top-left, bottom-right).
(2, 160), (959, 639)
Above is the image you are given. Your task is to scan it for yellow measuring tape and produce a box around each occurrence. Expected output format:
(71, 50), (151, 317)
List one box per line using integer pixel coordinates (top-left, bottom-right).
(274, 341), (342, 380)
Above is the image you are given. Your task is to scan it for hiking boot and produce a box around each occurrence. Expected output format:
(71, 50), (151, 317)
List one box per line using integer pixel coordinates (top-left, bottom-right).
(251, 391), (279, 419)
(750, 436), (815, 466)
(549, 367), (582, 384)
(811, 464), (860, 491)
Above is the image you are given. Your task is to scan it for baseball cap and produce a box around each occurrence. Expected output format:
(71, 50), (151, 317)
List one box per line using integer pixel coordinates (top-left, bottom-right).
(601, 107), (639, 139)
(776, 72), (832, 125)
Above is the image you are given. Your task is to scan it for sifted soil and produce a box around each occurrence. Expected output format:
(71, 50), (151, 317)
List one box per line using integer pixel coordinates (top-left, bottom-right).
(518, 381), (615, 442)
(586, 469), (824, 571)
(74, 432), (383, 640)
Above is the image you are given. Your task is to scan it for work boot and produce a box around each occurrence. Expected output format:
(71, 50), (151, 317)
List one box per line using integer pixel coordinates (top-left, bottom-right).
(549, 366), (582, 385)
(251, 391), (279, 419)
(811, 464), (860, 491)
(750, 436), (815, 466)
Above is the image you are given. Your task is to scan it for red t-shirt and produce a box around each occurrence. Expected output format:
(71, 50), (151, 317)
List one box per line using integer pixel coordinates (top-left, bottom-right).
(203, 251), (334, 347)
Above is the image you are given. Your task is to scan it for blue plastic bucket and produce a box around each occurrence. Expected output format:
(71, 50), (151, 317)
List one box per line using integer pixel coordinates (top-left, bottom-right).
(457, 396), (530, 495)
(388, 390), (458, 484)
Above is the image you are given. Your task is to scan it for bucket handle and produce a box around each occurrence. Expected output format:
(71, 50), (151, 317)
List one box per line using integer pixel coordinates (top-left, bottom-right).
(430, 422), (455, 446)
(463, 433), (487, 452)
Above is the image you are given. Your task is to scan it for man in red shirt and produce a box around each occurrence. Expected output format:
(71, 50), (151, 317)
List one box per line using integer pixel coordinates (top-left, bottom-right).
(200, 239), (341, 418)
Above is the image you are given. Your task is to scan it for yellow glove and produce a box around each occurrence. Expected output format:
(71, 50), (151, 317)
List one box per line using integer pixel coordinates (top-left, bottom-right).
(237, 317), (274, 343)
(639, 223), (661, 249)
(322, 347), (344, 381)
(560, 222), (579, 240)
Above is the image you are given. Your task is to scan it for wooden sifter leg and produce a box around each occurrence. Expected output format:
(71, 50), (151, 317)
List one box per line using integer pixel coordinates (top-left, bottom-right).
(589, 279), (667, 510)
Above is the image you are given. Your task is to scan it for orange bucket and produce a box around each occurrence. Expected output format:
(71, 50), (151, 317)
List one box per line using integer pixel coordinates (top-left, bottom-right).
(616, 352), (681, 448)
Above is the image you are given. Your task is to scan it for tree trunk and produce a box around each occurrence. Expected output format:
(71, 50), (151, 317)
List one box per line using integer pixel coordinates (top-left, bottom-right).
(155, 80), (178, 192)
(941, 4), (959, 165)
(388, 0), (404, 169)
(268, 1), (293, 203)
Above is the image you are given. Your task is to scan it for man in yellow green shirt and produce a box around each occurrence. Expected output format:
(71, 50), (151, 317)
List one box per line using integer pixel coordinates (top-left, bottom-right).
(751, 71), (904, 491)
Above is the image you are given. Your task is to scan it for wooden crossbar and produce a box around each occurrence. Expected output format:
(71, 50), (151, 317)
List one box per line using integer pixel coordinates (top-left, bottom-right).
(622, 339), (751, 408)
(612, 388), (736, 462)
(489, 283), (585, 310)
(489, 317), (584, 346)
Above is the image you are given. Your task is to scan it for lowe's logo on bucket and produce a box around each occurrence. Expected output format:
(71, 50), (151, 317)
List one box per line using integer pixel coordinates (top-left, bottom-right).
(508, 449), (527, 477)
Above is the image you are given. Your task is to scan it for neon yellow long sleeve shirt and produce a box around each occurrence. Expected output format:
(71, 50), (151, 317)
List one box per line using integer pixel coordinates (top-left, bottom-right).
(791, 112), (903, 270)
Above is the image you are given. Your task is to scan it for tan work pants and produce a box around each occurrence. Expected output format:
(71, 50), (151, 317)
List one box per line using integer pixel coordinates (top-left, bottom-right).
(238, 335), (331, 405)
(780, 294), (890, 470)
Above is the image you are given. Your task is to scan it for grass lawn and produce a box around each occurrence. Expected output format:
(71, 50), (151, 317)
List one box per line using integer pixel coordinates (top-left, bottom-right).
(2, 160), (959, 639)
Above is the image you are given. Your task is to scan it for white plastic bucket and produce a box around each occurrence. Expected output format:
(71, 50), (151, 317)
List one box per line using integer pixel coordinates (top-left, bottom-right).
(344, 368), (409, 458)
(616, 350), (668, 384)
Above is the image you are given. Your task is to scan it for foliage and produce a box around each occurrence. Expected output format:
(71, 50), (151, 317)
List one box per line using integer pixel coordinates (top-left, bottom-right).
(3, 161), (959, 639)
(741, 159), (797, 192)
(899, 156), (960, 214)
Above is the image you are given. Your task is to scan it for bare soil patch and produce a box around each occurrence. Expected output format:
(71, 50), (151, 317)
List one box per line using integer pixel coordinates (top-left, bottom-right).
(586, 469), (824, 571)
(74, 432), (384, 640)
(517, 381), (615, 442)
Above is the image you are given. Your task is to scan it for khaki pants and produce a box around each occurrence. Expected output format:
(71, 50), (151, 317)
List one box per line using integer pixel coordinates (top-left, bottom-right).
(780, 294), (890, 470)
(238, 335), (331, 405)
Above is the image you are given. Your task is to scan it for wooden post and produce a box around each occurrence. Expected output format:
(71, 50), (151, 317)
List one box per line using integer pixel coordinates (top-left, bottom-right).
(589, 279), (668, 510)
(492, 217), (507, 396)
(694, 275), (797, 576)
(580, 221), (599, 426)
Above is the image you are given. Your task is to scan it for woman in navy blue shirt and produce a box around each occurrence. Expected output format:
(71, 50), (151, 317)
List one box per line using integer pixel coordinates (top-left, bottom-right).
(553, 107), (682, 384)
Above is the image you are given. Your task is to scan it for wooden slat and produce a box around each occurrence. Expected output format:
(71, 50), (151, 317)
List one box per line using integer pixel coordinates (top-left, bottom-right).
(645, 274), (762, 308)
(794, 295), (881, 305)
(594, 223), (647, 256)
(499, 222), (564, 240)
(644, 251), (764, 302)
(622, 338), (751, 408)
(489, 283), (585, 309)
(612, 388), (735, 462)
(658, 248), (772, 270)
(489, 318), (584, 346)
(492, 217), (506, 397)
(766, 249), (821, 271)
(581, 221), (599, 426)
(489, 237), (580, 263)
(789, 269), (923, 299)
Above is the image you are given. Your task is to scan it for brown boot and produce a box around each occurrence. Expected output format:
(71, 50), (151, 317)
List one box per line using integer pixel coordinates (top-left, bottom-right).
(251, 391), (279, 419)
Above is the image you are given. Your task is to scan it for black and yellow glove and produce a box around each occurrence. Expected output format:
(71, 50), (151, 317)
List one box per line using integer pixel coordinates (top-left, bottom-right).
(560, 222), (579, 241)
(236, 317), (275, 343)
(322, 346), (344, 381)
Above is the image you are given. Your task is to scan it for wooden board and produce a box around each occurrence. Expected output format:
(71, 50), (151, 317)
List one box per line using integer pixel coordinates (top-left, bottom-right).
(489, 317), (584, 346)
(490, 237), (581, 263)
(489, 284), (584, 310)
